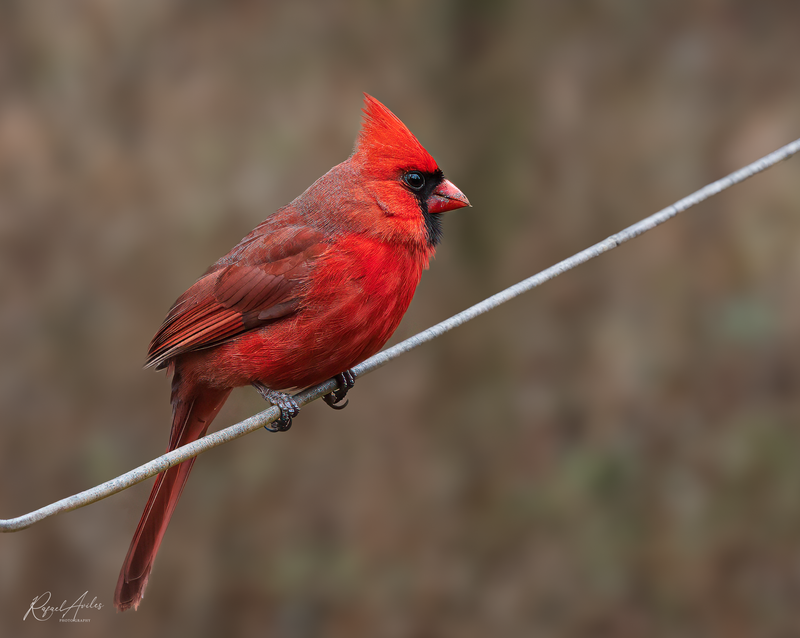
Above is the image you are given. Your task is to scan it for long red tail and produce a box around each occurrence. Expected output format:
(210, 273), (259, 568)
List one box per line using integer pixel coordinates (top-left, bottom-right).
(114, 374), (231, 612)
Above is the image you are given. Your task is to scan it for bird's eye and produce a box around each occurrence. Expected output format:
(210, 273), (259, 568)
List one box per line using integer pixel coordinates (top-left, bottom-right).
(403, 171), (425, 191)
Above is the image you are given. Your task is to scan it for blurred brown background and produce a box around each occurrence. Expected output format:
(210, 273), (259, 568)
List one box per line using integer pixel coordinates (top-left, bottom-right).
(2, 1), (800, 636)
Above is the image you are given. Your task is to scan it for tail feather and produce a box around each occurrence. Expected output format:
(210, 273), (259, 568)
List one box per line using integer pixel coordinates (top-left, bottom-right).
(114, 379), (231, 612)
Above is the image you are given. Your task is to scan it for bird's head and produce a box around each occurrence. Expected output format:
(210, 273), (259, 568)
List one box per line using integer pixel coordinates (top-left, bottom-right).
(350, 94), (469, 248)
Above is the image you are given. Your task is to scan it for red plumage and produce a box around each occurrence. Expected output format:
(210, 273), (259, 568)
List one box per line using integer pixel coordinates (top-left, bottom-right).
(114, 94), (469, 611)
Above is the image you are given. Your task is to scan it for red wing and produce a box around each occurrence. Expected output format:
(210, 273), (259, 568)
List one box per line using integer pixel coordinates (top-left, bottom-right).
(146, 222), (327, 369)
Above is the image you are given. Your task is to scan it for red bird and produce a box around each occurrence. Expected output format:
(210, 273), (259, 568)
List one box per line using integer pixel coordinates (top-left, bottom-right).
(114, 94), (469, 611)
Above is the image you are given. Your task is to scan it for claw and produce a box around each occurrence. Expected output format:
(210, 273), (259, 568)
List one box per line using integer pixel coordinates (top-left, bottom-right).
(323, 370), (355, 410)
(269, 412), (294, 432)
(253, 382), (300, 432)
(323, 395), (349, 410)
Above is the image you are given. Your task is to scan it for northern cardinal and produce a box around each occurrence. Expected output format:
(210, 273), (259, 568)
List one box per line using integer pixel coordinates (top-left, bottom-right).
(114, 94), (469, 611)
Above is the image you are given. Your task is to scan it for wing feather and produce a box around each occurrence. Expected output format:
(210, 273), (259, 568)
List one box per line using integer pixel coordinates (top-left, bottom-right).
(146, 220), (326, 369)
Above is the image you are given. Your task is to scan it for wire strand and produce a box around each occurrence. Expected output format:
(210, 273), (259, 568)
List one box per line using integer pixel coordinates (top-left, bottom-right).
(2, 137), (799, 532)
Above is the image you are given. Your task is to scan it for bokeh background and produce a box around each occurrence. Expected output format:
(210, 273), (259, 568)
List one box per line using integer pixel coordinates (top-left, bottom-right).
(2, 1), (800, 636)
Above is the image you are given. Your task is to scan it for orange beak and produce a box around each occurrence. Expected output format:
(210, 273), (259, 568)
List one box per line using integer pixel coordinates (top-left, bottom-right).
(427, 179), (470, 214)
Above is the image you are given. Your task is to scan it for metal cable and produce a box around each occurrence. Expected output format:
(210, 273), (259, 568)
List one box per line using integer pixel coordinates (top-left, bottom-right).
(2, 136), (799, 532)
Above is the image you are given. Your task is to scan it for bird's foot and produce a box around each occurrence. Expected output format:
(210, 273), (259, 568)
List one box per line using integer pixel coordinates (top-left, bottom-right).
(253, 382), (299, 432)
(323, 370), (356, 410)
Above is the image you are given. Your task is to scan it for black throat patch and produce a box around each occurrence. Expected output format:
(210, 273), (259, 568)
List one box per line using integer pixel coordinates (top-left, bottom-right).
(409, 169), (445, 247)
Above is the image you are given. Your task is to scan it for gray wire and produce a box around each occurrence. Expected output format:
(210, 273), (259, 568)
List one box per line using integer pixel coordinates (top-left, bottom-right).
(2, 137), (799, 532)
